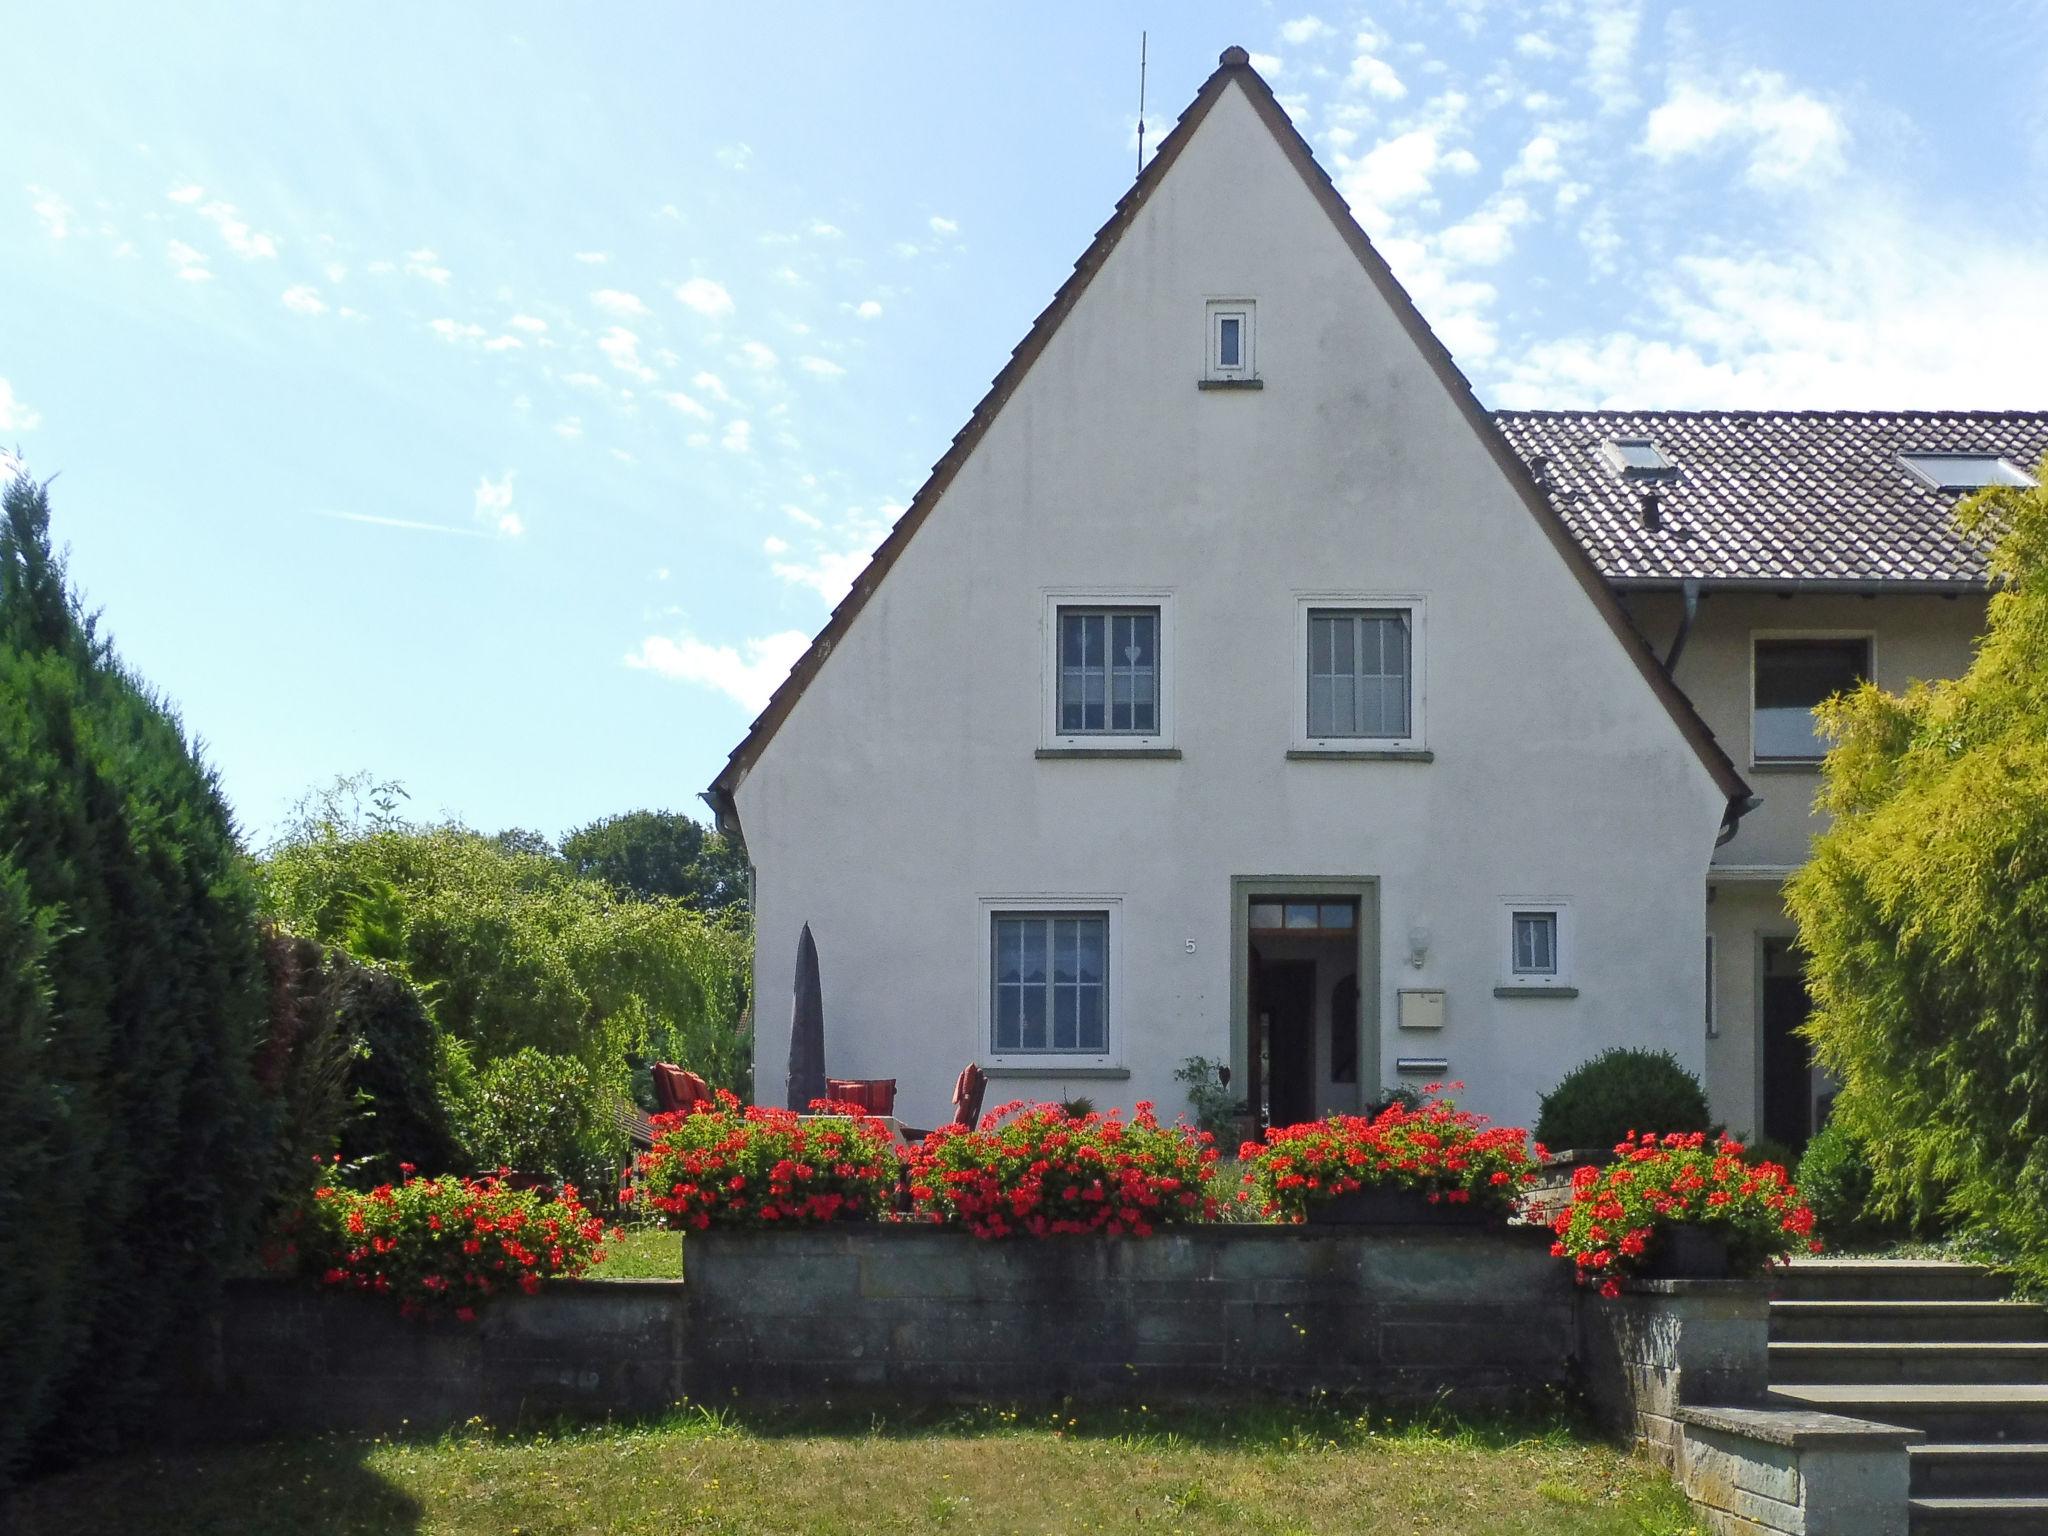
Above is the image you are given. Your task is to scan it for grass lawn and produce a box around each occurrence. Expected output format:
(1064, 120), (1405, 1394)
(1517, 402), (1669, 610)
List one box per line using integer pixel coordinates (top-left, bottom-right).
(15, 1401), (1700, 1536)
(588, 1224), (683, 1279)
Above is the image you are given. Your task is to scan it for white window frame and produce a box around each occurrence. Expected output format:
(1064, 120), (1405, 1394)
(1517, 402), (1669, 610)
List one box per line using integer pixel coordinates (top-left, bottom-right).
(1293, 593), (1426, 752)
(1749, 630), (1875, 768)
(978, 894), (1123, 1069)
(1205, 299), (1255, 381)
(1500, 897), (1570, 987)
(1042, 589), (1175, 752)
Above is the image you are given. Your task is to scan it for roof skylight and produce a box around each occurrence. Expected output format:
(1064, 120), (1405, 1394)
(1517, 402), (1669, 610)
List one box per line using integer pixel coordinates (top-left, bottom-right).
(1601, 437), (1674, 478)
(1899, 452), (2036, 492)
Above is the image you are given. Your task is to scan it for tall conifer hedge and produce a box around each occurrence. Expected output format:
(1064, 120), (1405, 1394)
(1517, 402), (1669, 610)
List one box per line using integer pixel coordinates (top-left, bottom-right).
(0, 474), (268, 1486)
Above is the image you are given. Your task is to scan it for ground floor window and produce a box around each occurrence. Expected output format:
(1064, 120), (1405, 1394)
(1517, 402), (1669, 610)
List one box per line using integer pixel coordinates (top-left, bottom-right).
(991, 912), (1108, 1053)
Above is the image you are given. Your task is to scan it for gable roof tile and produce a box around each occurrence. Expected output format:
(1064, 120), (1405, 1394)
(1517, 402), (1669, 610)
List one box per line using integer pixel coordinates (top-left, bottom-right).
(1495, 410), (2048, 588)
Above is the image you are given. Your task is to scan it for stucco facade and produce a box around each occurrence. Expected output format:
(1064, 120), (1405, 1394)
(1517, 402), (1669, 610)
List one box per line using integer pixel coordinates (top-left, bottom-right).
(726, 72), (1733, 1135)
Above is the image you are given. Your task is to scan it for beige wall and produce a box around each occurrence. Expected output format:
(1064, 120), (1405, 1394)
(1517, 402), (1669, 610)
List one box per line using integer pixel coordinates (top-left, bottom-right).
(1628, 589), (1986, 872)
(736, 80), (1730, 1134)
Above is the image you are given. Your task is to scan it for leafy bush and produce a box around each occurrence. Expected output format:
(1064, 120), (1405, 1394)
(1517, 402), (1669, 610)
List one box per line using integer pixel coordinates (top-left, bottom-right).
(1235, 1091), (1540, 1222)
(906, 1101), (1218, 1238)
(625, 1092), (896, 1229)
(1786, 466), (2048, 1288)
(1174, 1056), (1238, 1140)
(1551, 1131), (1819, 1297)
(1795, 1117), (1899, 1248)
(0, 473), (268, 1483)
(288, 1172), (613, 1319)
(1535, 1048), (1710, 1152)
(460, 1047), (627, 1193)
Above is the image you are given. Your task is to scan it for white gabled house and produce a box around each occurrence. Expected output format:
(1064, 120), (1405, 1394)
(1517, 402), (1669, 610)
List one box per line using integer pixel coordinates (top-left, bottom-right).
(706, 47), (2045, 1142)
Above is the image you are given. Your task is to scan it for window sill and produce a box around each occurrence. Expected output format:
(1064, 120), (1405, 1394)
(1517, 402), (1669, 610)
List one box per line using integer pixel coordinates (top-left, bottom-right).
(1493, 984), (1579, 999)
(1197, 378), (1263, 391)
(1036, 747), (1182, 760)
(980, 1064), (1131, 1080)
(1286, 747), (1434, 762)
(1748, 760), (1822, 774)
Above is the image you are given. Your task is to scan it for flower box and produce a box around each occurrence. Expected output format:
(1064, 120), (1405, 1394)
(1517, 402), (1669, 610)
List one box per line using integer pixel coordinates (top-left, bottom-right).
(1306, 1186), (1500, 1225)
(1639, 1224), (1732, 1280)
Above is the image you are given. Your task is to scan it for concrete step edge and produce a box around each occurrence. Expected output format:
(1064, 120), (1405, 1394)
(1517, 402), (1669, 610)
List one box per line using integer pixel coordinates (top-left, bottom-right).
(1911, 1442), (2048, 1457)
(1774, 1342), (2048, 1354)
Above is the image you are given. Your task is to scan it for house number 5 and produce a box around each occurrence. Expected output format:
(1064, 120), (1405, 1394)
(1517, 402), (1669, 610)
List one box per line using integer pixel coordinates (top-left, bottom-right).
(1185, 939), (1197, 953)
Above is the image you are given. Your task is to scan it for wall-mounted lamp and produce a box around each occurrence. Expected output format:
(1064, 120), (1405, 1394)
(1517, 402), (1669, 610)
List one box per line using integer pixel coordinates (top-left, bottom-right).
(1406, 918), (1431, 970)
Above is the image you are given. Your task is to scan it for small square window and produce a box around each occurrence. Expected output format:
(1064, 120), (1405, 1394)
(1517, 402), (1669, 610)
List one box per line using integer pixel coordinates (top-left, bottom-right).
(1511, 912), (1557, 976)
(1206, 300), (1255, 380)
(1601, 437), (1675, 478)
(1501, 899), (1569, 986)
(1753, 637), (1869, 763)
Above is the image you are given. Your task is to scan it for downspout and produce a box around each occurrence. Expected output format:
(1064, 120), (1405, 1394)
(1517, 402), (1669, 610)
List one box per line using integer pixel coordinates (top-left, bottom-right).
(1663, 578), (1702, 674)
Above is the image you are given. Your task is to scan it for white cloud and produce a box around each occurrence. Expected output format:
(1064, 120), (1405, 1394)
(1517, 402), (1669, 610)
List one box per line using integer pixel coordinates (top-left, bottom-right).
(716, 143), (753, 171)
(737, 340), (779, 371)
(281, 284), (328, 315)
(1251, 52), (1284, 77)
(554, 416), (584, 440)
(166, 239), (212, 281)
(762, 535), (789, 555)
(1339, 129), (1446, 215)
(721, 419), (753, 453)
(473, 471), (522, 537)
(625, 627), (811, 712)
(404, 248), (451, 284)
(166, 183), (205, 204)
(658, 390), (712, 420)
(0, 378), (42, 432)
(1642, 72), (1848, 188)
(574, 250), (609, 264)
(198, 201), (278, 260)
(1514, 31), (1559, 59)
(1507, 132), (1564, 184)
(430, 317), (486, 342)
(1280, 15), (1330, 45)
(28, 185), (73, 239)
(772, 544), (876, 603)
(598, 326), (657, 381)
(1583, 0), (1643, 111)
(693, 370), (732, 402)
(1347, 41), (1407, 101)
(674, 277), (735, 317)
(591, 288), (650, 317)
(928, 215), (959, 236)
(564, 371), (607, 390)
(482, 334), (524, 352)
(510, 314), (549, 333)
(808, 220), (843, 239)
(855, 299), (883, 320)
(784, 504), (824, 529)
(1437, 195), (1533, 266)
(798, 355), (845, 378)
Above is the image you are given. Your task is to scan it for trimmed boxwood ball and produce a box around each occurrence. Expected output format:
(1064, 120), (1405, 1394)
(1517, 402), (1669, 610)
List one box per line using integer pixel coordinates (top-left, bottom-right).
(1795, 1116), (1888, 1247)
(1535, 1047), (1710, 1153)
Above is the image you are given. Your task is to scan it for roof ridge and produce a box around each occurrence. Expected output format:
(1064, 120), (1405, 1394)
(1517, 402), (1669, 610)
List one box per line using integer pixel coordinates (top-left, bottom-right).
(1495, 407), (2048, 421)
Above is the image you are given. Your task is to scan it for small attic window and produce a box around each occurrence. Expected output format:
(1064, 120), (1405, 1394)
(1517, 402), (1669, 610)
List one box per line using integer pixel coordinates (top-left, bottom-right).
(1899, 452), (2035, 492)
(1601, 438), (1674, 478)
(1203, 300), (1256, 384)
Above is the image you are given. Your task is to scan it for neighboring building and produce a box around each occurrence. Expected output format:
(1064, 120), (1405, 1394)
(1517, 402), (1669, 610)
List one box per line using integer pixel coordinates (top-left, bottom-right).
(705, 48), (2046, 1141)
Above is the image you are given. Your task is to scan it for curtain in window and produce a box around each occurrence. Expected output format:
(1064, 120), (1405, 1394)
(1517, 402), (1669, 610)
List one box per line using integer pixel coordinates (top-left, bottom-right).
(1308, 609), (1410, 738)
(993, 914), (1107, 1052)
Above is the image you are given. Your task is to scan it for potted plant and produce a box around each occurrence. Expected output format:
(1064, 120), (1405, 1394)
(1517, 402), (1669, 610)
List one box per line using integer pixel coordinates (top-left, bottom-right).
(622, 1090), (898, 1229)
(1234, 1087), (1541, 1225)
(1551, 1130), (1821, 1296)
(905, 1100), (1217, 1237)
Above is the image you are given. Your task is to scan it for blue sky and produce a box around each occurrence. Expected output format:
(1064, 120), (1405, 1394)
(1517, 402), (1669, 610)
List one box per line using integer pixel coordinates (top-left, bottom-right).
(6, 2), (2045, 846)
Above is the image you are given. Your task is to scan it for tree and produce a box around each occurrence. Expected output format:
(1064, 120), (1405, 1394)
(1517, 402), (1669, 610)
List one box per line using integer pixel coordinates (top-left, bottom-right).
(0, 472), (268, 1484)
(561, 808), (749, 913)
(1787, 461), (2048, 1282)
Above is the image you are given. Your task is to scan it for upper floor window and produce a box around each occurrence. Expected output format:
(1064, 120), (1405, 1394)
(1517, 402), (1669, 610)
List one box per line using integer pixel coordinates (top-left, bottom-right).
(991, 910), (1109, 1055)
(1296, 598), (1423, 750)
(1206, 300), (1255, 381)
(1753, 636), (1869, 764)
(1043, 592), (1173, 751)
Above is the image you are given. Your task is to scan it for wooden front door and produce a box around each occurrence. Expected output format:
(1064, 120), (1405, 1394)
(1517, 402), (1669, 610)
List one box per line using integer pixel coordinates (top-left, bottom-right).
(1262, 960), (1318, 1129)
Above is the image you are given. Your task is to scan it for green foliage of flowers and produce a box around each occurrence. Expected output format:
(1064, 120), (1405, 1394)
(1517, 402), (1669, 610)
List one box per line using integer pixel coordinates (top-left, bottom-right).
(626, 1092), (897, 1229)
(1235, 1091), (1541, 1223)
(1175, 1055), (1239, 1140)
(907, 1101), (1219, 1238)
(1533, 1047), (1710, 1153)
(1786, 462), (2048, 1285)
(287, 1170), (614, 1319)
(1551, 1131), (1818, 1296)
(0, 473), (269, 1485)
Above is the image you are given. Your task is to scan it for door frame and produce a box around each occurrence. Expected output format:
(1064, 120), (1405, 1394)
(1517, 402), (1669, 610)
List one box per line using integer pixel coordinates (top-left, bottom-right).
(1229, 875), (1381, 1114)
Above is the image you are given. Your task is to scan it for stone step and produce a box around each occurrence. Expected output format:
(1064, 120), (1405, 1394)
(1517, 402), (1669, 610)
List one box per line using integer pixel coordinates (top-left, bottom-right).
(1772, 1341), (2048, 1387)
(1911, 1442), (2048, 1499)
(1909, 1494), (2048, 1535)
(1777, 1260), (2010, 1304)
(1773, 1301), (2048, 1345)
(1772, 1384), (2048, 1442)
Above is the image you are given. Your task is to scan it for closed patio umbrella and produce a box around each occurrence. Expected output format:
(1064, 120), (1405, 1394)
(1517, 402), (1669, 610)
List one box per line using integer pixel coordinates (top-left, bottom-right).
(787, 922), (826, 1110)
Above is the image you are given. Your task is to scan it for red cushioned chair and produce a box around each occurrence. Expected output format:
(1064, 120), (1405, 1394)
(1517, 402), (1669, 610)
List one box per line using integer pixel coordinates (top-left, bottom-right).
(824, 1078), (898, 1116)
(651, 1062), (712, 1115)
(900, 1063), (988, 1142)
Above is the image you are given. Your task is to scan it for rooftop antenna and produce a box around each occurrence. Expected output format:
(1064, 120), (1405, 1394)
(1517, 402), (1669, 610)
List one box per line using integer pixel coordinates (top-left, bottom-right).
(1136, 31), (1148, 178)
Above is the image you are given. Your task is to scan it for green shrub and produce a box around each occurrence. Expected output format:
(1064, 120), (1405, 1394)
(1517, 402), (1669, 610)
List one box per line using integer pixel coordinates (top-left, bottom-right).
(1535, 1047), (1711, 1152)
(0, 473), (268, 1485)
(1795, 1118), (1880, 1246)
(328, 956), (465, 1180)
(460, 1047), (626, 1192)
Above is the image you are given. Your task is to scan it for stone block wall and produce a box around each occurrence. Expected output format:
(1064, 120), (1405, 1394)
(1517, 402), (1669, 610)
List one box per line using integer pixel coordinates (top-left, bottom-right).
(1577, 1280), (1771, 1462)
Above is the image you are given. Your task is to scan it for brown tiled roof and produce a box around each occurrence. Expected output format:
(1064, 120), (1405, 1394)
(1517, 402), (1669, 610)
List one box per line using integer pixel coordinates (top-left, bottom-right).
(1493, 410), (2048, 588)
(706, 50), (1754, 832)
